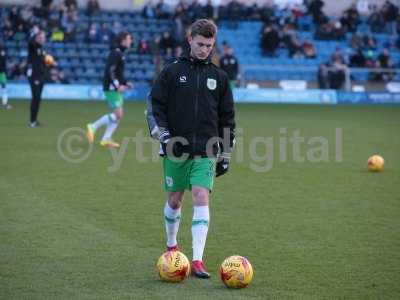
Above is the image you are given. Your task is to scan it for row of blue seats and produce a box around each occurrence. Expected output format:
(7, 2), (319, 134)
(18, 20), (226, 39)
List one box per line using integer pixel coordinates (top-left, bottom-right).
(59, 63), (155, 73)
(245, 68), (397, 82)
(62, 68), (154, 81)
(78, 12), (171, 24)
(246, 71), (317, 81)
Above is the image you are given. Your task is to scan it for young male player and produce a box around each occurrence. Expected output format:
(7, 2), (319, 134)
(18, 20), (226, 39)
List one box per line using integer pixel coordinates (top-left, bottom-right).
(146, 19), (236, 278)
(86, 31), (133, 148)
(0, 43), (11, 109)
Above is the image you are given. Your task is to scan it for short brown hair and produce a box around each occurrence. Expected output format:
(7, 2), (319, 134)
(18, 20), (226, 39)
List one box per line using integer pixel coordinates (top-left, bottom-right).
(190, 19), (217, 38)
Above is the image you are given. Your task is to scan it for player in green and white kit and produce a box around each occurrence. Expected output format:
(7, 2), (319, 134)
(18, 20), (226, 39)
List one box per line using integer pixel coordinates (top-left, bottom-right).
(147, 19), (236, 278)
(0, 43), (11, 109)
(86, 31), (133, 148)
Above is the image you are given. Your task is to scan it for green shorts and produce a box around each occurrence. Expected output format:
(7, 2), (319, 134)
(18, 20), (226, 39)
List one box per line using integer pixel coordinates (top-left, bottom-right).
(0, 73), (7, 85)
(163, 157), (216, 192)
(104, 91), (123, 109)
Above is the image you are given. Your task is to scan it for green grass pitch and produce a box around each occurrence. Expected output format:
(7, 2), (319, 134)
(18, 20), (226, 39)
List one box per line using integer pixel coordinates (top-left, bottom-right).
(1, 101), (399, 299)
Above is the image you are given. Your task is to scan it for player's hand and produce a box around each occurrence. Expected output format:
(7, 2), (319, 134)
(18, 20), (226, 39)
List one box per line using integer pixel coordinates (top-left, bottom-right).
(118, 85), (128, 92)
(160, 132), (183, 158)
(160, 131), (171, 155)
(216, 155), (230, 177)
(44, 54), (56, 66)
(125, 82), (134, 89)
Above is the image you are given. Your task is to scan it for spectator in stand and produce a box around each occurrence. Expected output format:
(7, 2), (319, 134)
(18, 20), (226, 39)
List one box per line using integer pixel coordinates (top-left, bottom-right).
(280, 7), (299, 29)
(174, 45), (183, 59)
(308, 0), (326, 25)
(376, 48), (395, 81)
(259, 2), (275, 25)
(155, 0), (170, 19)
(159, 31), (175, 55)
(220, 44), (239, 88)
(87, 23), (101, 43)
(203, 0), (215, 20)
(172, 6), (189, 48)
(188, 0), (203, 21)
(35, 0), (52, 19)
(332, 47), (348, 65)
(362, 34), (377, 51)
(138, 38), (150, 54)
(142, 1), (156, 19)
(349, 48), (366, 67)
(364, 50), (377, 68)
(315, 21), (345, 40)
(226, 0), (243, 22)
(100, 23), (111, 44)
(51, 26), (64, 42)
(381, 1), (399, 35)
(9, 60), (28, 81)
(261, 24), (280, 57)
(49, 67), (69, 84)
(9, 6), (25, 32)
(368, 5), (385, 33)
(303, 40), (316, 58)
(64, 0), (78, 12)
(340, 4), (359, 32)
(61, 9), (77, 42)
(317, 62), (330, 89)
(3, 19), (15, 40)
(282, 25), (303, 57)
(247, 2), (261, 21)
(110, 21), (122, 41)
(21, 6), (34, 28)
(86, 0), (100, 17)
(351, 33), (363, 49)
(150, 35), (161, 56)
(328, 55), (348, 89)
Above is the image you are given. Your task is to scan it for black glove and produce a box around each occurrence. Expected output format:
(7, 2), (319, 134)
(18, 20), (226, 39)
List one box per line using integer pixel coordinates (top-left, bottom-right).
(160, 132), (183, 158)
(216, 154), (230, 177)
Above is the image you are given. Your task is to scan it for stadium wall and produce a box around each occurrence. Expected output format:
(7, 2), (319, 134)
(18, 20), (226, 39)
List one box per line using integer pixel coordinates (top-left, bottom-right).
(7, 83), (400, 104)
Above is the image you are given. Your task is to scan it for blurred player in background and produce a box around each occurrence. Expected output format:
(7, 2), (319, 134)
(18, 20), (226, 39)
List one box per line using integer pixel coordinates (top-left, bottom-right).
(146, 19), (235, 278)
(86, 31), (133, 148)
(27, 30), (55, 127)
(0, 42), (11, 109)
(220, 44), (239, 88)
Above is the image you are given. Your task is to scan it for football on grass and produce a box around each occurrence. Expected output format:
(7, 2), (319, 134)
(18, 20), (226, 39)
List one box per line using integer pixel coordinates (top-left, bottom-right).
(156, 251), (190, 282)
(367, 155), (384, 172)
(220, 255), (253, 288)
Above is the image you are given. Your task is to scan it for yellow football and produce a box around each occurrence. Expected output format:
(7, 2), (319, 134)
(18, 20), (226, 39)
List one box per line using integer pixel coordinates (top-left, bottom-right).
(367, 155), (384, 172)
(156, 251), (190, 282)
(220, 255), (253, 288)
(44, 54), (55, 66)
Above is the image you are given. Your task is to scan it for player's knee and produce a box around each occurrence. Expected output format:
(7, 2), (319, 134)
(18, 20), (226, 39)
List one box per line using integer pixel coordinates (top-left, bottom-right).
(192, 188), (209, 205)
(168, 192), (184, 209)
(114, 109), (123, 120)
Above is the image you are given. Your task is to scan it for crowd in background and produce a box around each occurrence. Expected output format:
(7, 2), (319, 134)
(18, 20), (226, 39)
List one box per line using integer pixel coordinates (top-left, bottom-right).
(1, 0), (400, 88)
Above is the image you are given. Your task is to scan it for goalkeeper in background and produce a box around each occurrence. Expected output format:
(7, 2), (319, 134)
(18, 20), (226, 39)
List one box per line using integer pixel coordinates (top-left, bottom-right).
(0, 42), (11, 109)
(86, 31), (133, 148)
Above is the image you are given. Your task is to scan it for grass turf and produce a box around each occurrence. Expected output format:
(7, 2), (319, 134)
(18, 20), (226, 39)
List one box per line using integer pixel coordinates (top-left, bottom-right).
(1, 101), (399, 299)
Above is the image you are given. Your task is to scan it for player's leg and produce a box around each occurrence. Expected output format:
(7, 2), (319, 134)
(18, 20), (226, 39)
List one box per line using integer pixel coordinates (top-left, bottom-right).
(0, 73), (10, 109)
(94, 91), (123, 147)
(87, 91), (123, 145)
(163, 157), (190, 251)
(100, 106), (123, 147)
(29, 80), (43, 127)
(164, 191), (184, 251)
(189, 158), (216, 278)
